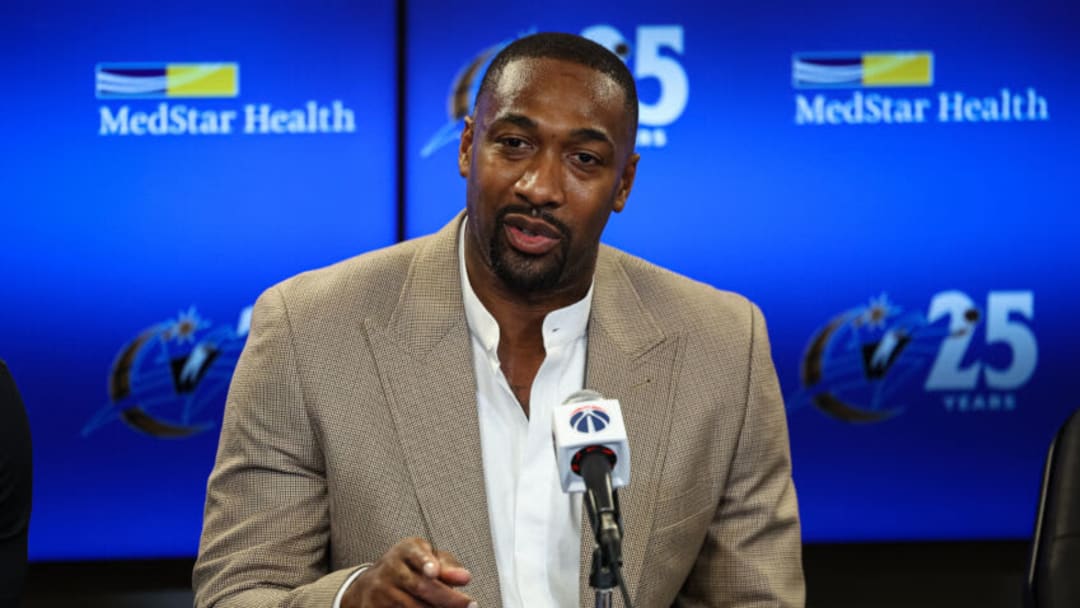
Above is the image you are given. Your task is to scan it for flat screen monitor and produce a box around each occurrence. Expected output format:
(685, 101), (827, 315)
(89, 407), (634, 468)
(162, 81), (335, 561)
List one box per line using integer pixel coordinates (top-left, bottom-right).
(405, 0), (1079, 542)
(2, 0), (398, 560)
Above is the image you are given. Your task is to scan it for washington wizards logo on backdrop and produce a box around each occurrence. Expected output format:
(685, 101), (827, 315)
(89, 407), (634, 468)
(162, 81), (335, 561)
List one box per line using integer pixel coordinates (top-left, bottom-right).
(420, 35), (520, 158)
(83, 307), (249, 438)
(789, 294), (978, 423)
(420, 24), (687, 156)
(570, 405), (611, 433)
(419, 27), (636, 158)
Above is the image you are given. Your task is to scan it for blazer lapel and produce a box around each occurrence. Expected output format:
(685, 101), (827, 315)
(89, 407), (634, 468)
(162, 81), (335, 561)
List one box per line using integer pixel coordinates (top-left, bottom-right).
(364, 216), (502, 606)
(579, 249), (681, 606)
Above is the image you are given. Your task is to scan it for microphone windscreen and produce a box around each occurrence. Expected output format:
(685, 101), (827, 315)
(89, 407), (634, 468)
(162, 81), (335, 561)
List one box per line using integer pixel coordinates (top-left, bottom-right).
(552, 391), (630, 493)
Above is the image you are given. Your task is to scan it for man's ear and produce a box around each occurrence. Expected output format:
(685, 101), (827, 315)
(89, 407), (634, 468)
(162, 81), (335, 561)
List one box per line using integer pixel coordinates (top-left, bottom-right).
(458, 116), (475, 178)
(612, 152), (639, 213)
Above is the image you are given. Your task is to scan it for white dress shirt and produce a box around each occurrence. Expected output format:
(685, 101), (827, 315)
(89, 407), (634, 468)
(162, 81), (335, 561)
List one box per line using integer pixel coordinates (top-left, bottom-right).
(459, 220), (587, 608)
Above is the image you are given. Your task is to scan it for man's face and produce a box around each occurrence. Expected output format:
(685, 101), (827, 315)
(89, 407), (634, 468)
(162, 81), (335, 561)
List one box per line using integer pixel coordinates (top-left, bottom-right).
(459, 57), (638, 296)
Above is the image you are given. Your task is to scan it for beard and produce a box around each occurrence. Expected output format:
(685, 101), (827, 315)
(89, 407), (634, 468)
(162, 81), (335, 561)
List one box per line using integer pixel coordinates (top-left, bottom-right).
(489, 205), (573, 293)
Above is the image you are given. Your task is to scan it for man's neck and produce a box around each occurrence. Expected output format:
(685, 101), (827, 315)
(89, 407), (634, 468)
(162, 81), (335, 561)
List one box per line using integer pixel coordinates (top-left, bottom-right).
(461, 228), (594, 416)
(462, 236), (593, 348)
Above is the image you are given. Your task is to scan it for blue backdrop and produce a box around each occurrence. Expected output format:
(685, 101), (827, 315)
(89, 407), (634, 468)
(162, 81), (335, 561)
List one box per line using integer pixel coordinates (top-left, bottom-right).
(2, 0), (1077, 560)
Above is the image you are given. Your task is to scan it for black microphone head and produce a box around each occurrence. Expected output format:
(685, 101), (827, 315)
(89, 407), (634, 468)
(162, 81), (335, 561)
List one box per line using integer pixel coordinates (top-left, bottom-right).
(571, 445), (617, 475)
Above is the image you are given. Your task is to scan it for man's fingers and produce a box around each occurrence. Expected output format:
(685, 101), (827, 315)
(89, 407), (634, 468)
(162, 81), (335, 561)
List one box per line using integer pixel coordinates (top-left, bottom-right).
(398, 537), (439, 578)
(434, 549), (472, 586)
(435, 549), (463, 569)
(397, 544), (474, 606)
(398, 538), (473, 585)
(343, 538), (477, 608)
(403, 575), (475, 608)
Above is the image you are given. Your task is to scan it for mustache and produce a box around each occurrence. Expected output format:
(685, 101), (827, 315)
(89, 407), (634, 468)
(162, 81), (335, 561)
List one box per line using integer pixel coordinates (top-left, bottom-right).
(494, 205), (572, 241)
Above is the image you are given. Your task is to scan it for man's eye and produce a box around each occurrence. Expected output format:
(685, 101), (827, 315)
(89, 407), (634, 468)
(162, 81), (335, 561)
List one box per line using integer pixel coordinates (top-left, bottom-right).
(501, 137), (528, 148)
(575, 152), (600, 165)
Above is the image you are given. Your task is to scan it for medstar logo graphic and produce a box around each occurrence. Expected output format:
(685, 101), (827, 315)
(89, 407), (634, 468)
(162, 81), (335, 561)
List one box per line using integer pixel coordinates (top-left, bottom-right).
(793, 52), (933, 89)
(96, 63), (239, 99)
(790, 291), (1037, 423)
(792, 50), (1049, 125)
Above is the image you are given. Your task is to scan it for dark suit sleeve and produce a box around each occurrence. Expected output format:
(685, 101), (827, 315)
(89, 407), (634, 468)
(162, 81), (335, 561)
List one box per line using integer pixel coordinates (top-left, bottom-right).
(679, 303), (805, 607)
(0, 360), (32, 608)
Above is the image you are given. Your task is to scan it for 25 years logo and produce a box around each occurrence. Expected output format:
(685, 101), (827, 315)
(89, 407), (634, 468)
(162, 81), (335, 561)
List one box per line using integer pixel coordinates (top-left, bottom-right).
(421, 25), (690, 157)
(790, 291), (1037, 423)
(581, 25), (689, 147)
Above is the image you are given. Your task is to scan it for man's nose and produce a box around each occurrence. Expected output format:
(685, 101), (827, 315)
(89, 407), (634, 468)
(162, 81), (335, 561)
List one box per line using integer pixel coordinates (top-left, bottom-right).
(514, 149), (565, 207)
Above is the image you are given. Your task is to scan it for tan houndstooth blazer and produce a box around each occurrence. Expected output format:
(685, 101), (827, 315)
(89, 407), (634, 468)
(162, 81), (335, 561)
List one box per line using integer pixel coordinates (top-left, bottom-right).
(194, 213), (804, 607)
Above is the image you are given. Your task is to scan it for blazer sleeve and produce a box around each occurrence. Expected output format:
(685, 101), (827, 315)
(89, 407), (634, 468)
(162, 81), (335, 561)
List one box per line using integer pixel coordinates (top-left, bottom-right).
(679, 303), (805, 607)
(193, 286), (364, 608)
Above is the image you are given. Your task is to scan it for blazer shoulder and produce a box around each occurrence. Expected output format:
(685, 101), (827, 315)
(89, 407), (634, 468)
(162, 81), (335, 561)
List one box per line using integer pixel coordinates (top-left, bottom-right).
(259, 236), (432, 332)
(600, 245), (761, 340)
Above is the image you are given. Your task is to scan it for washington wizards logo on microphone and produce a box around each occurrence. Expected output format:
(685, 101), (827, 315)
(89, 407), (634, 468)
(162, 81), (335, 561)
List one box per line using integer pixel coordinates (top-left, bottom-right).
(570, 405), (610, 433)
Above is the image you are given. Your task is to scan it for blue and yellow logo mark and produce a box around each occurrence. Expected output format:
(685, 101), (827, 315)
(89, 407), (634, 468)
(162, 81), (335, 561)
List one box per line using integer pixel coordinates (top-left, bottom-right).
(793, 52), (933, 89)
(96, 63), (239, 99)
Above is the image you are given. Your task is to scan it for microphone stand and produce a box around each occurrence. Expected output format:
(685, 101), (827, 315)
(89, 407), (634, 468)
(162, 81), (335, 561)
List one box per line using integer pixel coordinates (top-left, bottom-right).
(585, 487), (627, 608)
(589, 545), (617, 608)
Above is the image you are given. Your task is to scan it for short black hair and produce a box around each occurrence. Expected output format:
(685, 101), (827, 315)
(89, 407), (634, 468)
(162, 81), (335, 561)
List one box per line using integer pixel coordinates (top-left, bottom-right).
(475, 32), (639, 136)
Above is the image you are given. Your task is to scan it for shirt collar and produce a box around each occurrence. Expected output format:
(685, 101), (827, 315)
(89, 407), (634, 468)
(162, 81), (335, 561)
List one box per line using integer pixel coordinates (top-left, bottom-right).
(458, 218), (593, 356)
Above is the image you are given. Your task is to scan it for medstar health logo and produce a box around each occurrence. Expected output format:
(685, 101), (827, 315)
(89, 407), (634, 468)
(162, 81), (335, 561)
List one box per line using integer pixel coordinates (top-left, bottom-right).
(96, 61), (357, 136)
(83, 307), (249, 438)
(793, 50), (1049, 125)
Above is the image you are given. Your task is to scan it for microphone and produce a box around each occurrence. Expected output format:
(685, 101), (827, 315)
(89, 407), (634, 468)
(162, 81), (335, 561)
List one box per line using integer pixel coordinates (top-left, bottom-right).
(552, 390), (630, 557)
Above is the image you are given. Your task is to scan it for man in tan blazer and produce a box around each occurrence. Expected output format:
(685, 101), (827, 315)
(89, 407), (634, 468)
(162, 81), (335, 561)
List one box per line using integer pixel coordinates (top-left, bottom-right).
(195, 33), (803, 607)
